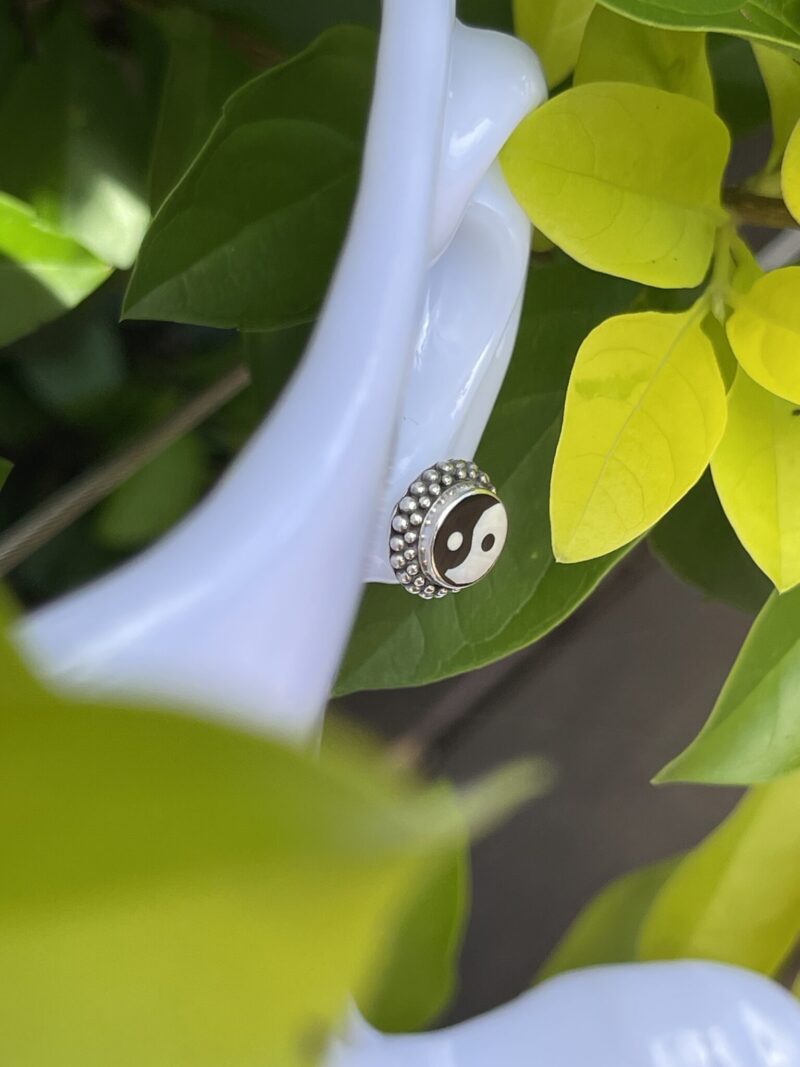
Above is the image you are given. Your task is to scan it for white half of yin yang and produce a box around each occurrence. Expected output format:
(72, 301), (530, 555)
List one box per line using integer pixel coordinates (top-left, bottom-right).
(439, 499), (508, 586)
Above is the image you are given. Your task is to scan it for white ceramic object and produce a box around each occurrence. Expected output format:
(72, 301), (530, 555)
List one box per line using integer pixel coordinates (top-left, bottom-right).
(16, 0), (545, 738)
(328, 962), (800, 1067)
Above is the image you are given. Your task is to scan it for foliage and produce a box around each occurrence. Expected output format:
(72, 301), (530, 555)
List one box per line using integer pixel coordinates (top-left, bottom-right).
(3, 0), (800, 1054)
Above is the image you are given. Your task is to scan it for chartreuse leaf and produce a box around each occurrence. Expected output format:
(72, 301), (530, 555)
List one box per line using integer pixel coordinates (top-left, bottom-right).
(639, 773), (800, 974)
(658, 587), (800, 784)
(752, 45), (800, 188)
(95, 434), (209, 550)
(599, 0), (800, 54)
(0, 10), (149, 269)
(650, 472), (771, 614)
(336, 260), (639, 695)
(575, 6), (714, 105)
(712, 370), (800, 592)
(783, 118), (800, 222)
(551, 304), (727, 563)
(538, 858), (678, 981)
(501, 83), (730, 288)
(361, 823), (468, 1032)
(0, 614), (532, 1066)
(148, 8), (255, 209)
(124, 27), (375, 330)
(726, 267), (800, 405)
(512, 0), (595, 88)
(0, 193), (110, 347)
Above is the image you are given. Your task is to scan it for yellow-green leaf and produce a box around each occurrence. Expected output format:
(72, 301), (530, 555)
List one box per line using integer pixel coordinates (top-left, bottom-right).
(513, 0), (595, 88)
(0, 616), (529, 1066)
(538, 858), (678, 981)
(501, 82), (730, 287)
(753, 45), (800, 182)
(576, 7), (714, 105)
(711, 369), (800, 592)
(551, 305), (727, 562)
(639, 773), (800, 975)
(726, 267), (800, 405)
(783, 117), (800, 222)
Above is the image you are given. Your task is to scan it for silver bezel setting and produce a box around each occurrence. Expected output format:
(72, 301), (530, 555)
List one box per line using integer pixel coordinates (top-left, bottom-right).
(388, 459), (502, 600)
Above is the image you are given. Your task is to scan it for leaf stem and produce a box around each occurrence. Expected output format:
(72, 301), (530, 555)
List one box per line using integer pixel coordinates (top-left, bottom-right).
(723, 187), (799, 230)
(0, 364), (251, 577)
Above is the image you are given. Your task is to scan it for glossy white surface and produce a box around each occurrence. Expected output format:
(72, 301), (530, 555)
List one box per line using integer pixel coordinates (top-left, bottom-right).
(17, 1), (545, 737)
(329, 962), (800, 1067)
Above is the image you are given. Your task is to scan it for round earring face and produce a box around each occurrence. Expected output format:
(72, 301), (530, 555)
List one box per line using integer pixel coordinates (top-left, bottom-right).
(388, 460), (507, 599)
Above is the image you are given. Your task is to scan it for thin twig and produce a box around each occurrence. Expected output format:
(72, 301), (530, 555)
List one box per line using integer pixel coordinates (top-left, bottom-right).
(0, 363), (251, 576)
(724, 187), (799, 230)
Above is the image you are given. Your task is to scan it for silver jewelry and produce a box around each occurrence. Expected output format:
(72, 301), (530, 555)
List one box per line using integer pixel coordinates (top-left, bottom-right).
(389, 459), (508, 599)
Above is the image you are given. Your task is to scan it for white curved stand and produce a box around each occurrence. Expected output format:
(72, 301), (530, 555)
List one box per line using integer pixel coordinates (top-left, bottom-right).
(329, 962), (800, 1067)
(15, 1), (543, 739)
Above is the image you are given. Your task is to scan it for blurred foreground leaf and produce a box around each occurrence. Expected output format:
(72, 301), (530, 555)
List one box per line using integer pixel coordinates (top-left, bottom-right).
(0, 614), (533, 1066)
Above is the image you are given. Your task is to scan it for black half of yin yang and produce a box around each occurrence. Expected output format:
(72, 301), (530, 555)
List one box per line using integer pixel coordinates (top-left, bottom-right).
(433, 493), (507, 588)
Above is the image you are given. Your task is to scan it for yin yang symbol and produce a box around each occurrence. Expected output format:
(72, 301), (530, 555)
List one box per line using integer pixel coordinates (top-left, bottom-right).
(432, 492), (508, 588)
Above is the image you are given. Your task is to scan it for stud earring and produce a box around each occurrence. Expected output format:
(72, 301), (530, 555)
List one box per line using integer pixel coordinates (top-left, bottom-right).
(388, 459), (508, 599)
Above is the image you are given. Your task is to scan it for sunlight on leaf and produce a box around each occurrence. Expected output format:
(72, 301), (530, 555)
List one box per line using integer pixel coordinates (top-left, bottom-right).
(576, 6), (714, 105)
(0, 193), (110, 347)
(727, 267), (800, 405)
(658, 587), (800, 784)
(639, 772), (800, 975)
(712, 369), (800, 592)
(501, 82), (730, 287)
(512, 0), (595, 88)
(551, 305), (727, 562)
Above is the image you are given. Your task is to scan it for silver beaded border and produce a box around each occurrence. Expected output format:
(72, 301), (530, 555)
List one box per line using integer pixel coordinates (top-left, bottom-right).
(388, 459), (497, 600)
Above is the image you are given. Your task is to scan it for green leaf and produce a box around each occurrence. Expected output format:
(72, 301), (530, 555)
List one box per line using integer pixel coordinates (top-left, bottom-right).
(650, 471), (771, 614)
(0, 11), (150, 269)
(575, 6), (714, 104)
(500, 82), (730, 288)
(598, 0), (800, 55)
(187, 0), (379, 50)
(709, 35), (772, 136)
(726, 267), (800, 405)
(752, 45), (800, 181)
(551, 304), (728, 563)
(538, 858), (679, 981)
(639, 773), (800, 974)
(783, 117), (800, 221)
(0, 458), (12, 493)
(95, 434), (209, 550)
(0, 615), (525, 1067)
(361, 836), (468, 1032)
(712, 369), (800, 592)
(0, 192), (110, 347)
(336, 260), (639, 695)
(13, 309), (126, 419)
(512, 0), (595, 88)
(658, 587), (800, 783)
(149, 8), (256, 209)
(124, 27), (375, 330)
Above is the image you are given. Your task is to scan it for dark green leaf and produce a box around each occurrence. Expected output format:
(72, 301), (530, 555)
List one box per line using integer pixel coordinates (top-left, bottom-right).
(0, 193), (110, 347)
(124, 27), (375, 330)
(650, 471), (771, 614)
(95, 433), (209, 549)
(187, 0), (379, 50)
(149, 7), (256, 209)
(538, 858), (679, 980)
(599, 0), (800, 54)
(657, 587), (800, 784)
(0, 11), (150, 269)
(709, 35), (771, 136)
(336, 260), (639, 695)
(0, 458), (12, 494)
(361, 833), (468, 1032)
